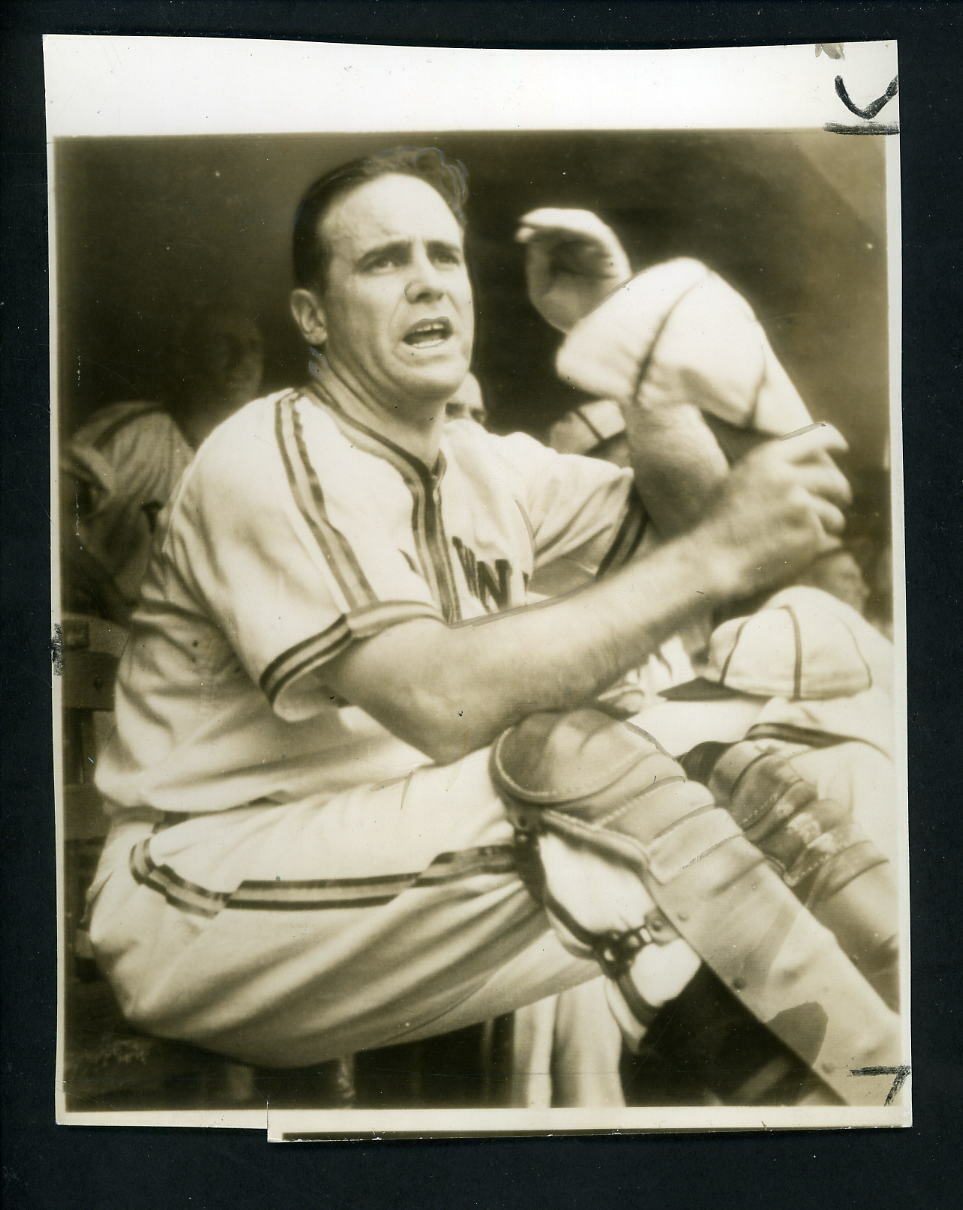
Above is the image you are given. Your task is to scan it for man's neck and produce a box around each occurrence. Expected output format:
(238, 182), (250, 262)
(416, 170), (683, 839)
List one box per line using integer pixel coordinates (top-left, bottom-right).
(311, 356), (447, 468)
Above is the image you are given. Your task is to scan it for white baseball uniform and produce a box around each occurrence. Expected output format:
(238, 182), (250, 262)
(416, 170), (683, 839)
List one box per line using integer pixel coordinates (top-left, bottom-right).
(64, 401), (195, 603)
(87, 375), (648, 1066)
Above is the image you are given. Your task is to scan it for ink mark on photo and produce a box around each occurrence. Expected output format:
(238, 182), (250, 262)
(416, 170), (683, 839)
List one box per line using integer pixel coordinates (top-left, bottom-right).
(850, 1064), (911, 1105)
(825, 74), (899, 135)
(50, 624), (64, 676)
(836, 75), (899, 121)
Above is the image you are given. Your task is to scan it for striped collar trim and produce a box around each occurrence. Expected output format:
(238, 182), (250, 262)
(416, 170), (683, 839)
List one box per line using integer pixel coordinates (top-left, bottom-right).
(297, 376), (462, 624)
(304, 359), (448, 487)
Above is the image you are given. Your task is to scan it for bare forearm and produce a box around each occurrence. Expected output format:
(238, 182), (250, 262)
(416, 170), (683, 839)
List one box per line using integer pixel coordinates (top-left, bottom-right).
(625, 403), (729, 538)
(443, 535), (721, 739)
(327, 424), (849, 765)
(328, 531), (727, 763)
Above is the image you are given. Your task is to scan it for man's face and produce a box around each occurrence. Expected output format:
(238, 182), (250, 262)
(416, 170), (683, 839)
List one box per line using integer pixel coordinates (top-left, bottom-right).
(187, 313), (264, 409)
(445, 372), (488, 427)
(806, 550), (871, 614)
(316, 174), (474, 408)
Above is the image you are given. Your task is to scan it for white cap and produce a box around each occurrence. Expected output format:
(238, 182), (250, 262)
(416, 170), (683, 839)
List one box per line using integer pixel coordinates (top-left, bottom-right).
(632, 587), (892, 757)
(556, 258), (812, 437)
(700, 595), (874, 700)
(764, 585), (893, 695)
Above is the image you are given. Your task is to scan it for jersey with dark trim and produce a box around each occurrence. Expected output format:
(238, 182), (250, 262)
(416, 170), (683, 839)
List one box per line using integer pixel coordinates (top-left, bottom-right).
(96, 387), (646, 816)
(63, 401), (194, 601)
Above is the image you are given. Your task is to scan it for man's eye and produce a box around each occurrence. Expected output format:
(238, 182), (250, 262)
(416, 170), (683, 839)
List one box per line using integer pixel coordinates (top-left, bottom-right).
(434, 248), (461, 265)
(367, 251), (403, 272)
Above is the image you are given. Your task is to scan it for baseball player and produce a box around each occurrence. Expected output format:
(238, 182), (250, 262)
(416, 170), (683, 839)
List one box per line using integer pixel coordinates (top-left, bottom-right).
(444, 370), (489, 427)
(796, 546), (872, 616)
(83, 147), (899, 1103)
(61, 305), (264, 620)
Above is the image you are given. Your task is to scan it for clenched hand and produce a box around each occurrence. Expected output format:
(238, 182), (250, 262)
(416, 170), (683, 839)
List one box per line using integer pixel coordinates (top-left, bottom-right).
(516, 208), (631, 333)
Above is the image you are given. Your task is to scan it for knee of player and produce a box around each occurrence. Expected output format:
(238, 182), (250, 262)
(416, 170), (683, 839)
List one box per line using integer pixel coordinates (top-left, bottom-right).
(94, 959), (163, 1034)
(88, 917), (180, 1036)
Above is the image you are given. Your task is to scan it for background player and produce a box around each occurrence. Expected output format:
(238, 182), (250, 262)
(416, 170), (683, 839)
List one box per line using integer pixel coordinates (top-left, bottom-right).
(61, 303), (264, 622)
(445, 370), (489, 427)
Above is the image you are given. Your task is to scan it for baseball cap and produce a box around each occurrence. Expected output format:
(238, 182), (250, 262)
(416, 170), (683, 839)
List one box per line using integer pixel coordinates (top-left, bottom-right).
(765, 584), (893, 696)
(546, 399), (626, 456)
(556, 258), (812, 439)
(692, 596), (874, 701)
(633, 587), (887, 756)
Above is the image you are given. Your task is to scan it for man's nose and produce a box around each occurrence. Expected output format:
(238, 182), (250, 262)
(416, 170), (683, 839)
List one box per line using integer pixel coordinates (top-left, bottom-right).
(404, 250), (445, 303)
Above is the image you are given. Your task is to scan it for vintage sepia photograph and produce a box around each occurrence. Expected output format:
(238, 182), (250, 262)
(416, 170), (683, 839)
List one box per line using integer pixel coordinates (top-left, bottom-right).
(46, 36), (907, 1135)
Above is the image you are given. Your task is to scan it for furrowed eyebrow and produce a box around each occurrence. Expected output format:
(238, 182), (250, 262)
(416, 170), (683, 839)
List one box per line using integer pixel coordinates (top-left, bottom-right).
(356, 240), (411, 269)
(428, 239), (462, 258)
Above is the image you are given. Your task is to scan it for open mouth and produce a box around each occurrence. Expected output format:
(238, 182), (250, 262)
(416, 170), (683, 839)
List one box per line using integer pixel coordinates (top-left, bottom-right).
(403, 318), (453, 349)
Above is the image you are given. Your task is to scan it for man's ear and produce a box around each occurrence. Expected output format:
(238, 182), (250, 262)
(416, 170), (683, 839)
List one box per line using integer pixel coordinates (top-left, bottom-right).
(290, 288), (327, 346)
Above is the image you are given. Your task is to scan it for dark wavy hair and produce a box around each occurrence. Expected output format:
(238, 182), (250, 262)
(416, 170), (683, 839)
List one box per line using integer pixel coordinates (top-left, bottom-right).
(292, 146), (469, 292)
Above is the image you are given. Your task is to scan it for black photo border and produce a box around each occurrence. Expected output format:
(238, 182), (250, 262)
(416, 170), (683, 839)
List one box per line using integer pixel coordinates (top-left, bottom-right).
(3, 3), (960, 1206)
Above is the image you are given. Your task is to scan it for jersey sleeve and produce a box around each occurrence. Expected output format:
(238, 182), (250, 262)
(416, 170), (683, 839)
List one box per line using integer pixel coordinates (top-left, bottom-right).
(63, 422), (138, 554)
(495, 431), (649, 597)
(62, 404), (177, 597)
(63, 403), (166, 517)
(170, 396), (445, 722)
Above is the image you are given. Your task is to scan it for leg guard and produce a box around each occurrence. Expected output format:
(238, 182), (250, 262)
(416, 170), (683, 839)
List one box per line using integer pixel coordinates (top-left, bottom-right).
(491, 708), (901, 1105)
(684, 739), (899, 1010)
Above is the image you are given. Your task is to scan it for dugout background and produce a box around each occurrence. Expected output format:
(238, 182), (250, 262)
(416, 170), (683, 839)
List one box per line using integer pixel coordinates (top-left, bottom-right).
(54, 130), (890, 474)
